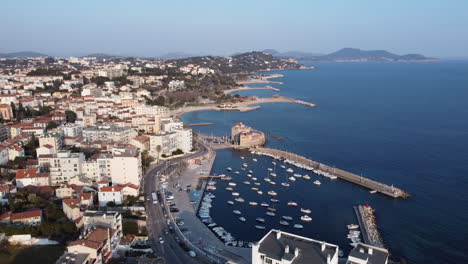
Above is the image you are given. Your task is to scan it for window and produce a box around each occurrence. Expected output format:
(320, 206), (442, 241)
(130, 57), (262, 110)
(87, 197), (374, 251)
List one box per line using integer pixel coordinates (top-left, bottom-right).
(265, 258), (272, 264)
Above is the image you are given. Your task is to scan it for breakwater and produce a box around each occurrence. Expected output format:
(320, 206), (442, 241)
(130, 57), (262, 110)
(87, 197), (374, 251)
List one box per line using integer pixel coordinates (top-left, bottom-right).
(250, 147), (410, 199)
(354, 205), (385, 248)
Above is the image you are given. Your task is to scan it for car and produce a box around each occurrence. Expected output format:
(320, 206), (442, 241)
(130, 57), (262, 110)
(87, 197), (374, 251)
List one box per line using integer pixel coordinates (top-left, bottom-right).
(188, 251), (197, 257)
(170, 207), (179, 213)
(162, 208), (167, 214)
(146, 196), (150, 201)
(159, 236), (164, 244)
(174, 236), (181, 243)
(163, 228), (169, 235)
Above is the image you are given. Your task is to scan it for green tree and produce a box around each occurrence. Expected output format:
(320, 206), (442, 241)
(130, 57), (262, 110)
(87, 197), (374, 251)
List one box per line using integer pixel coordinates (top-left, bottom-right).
(9, 102), (15, 118)
(65, 110), (77, 123)
(46, 121), (58, 131)
(122, 221), (139, 235)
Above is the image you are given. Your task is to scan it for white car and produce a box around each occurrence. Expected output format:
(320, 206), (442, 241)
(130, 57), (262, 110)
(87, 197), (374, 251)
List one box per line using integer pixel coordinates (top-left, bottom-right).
(159, 236), (164, 244)
(188, 251), (196, 257)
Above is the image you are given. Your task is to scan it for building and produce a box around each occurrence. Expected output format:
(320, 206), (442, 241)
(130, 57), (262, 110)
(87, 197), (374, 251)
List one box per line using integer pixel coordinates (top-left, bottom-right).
(55, 252), (90, 264)
(231, 122), (265, 148)
(11, 209), (42, 226)
(130, 135), (150, 152)
(109, 146), (142, 186)
(0, 104), (13, 120)
(346, 243), (389, 264)
(38, 151), (85, 186)
(149, 131), (178, 158)
(0, 123), (10, 142)
(15, 168), (49, 188)
(39, 132), (64, 152)
(60, 123), (83, 138)
(134, 104), (169, 117)
(82, 210), (122, 234)
(173, 127), (193, 153)
(98, 186), (123, 207)
(82, 125), (138, 144)
(252, 229), (339, 264)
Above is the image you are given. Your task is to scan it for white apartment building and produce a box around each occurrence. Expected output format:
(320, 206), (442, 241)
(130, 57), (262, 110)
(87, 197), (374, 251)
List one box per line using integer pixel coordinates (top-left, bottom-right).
(109, 147), (141, 187)
(134, 104), (169, 117)
(252, 229), (339, 264)
(149, 131), (178, 158)
(82, 125), (138, 144)
(60, 123), (83, 138)
(174, 128), (193, 153)
(98, 186), (123, 207)
(38, 151), (85, 186)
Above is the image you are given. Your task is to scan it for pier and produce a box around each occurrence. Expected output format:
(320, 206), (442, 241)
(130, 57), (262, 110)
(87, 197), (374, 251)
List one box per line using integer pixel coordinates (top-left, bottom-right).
(354, 205), (385, 248)
(250, 147), (410, 199)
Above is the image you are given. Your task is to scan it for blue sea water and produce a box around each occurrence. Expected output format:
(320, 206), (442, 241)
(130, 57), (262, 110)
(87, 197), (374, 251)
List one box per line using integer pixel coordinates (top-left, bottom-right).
(182, 61), (468, 263)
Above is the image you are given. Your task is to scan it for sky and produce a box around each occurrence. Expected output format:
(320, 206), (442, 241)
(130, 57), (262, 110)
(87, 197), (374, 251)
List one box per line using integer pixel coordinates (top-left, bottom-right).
(2, 0), (468, 58)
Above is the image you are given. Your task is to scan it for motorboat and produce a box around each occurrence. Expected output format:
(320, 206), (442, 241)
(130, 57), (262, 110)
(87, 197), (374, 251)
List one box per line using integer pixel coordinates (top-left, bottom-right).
(370, 190), (377, 194)
(293, 173), (302, 178)
(249, 201), (258, 206)
(266, 211), (275, 216)
(300, 208), (311, 214)
(280, 221), (289, 226)
(232, 192), (240, 196)
(347, 224), (359, 230)
(269, 181), (276, 185)
(252, 177), (258, 181)
(247, 174), (252, 178)
(257, 191), (263, 195)
(243, 181), (251, 185)
(255, 225), (265, 229)
(206, 186), (216, 191)
(313, 180), (321, 185)
(268, 168), (273, 172)
(293, 224), (304, 229)
(235, 197), (245, 203)
(270, 173), (277, 177)
(264, 178), (271, 182)
(260, 203), (269, 207)
(256, 217), (265, 223)
(286, 168), (294, 173)
(270, 199), (279, 203)
(227, 167), (232, 171)
(289, 177), (296, 181)
(280, 165), (286, 169)
(282, 216), (293, 221)
(252, 159), (257, 162)
(227, 200), (234, 205)
(243, 163), (248, 167)
(301, 215), (312, 222)
(251, 187), (259, 191)
(238, 217), (246, 222)
(287, 202), (298, 207)
(235, 171), (240, 175)
(254, 182), (261, 186)
(267, 207), (277, 212)
(233, 210), (241, 215)
(272, 161), (276, 165)
(303, 175), (311, 180)
(241, 156), (245, 160)
(267, 191), (278, 196)
(228, 182), (237, 187)
(249, 170), (254, 174)
(225, 187), (233, 191)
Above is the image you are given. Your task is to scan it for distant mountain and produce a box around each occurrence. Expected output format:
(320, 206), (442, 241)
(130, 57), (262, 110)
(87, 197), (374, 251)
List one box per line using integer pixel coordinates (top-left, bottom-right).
(81, 53), (118, 59)
(299, 48), (436, 61)
(158, 52), (198, 60)
(0, 51), (48, 58)
(261, 49), (324, 58)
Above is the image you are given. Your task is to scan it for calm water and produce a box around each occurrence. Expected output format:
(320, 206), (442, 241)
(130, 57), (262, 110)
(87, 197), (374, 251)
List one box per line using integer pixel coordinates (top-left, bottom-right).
(182, 61), (468, 263)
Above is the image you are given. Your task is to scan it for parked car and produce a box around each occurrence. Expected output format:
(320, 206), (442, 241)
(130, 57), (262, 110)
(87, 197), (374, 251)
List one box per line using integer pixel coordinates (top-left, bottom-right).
(170, 207), (179, 213)
(163, 228), (169, 235)
(159, 236), (164, 244)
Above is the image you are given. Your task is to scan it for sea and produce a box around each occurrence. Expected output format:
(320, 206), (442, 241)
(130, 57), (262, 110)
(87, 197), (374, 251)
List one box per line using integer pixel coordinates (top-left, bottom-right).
(181, 61), (468, 263)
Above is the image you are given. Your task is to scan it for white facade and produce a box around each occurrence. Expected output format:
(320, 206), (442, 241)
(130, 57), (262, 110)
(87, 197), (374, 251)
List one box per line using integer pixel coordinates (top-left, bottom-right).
(109, 147), (142, 187)
(134, 104), (169, 117)
(38, 151), (85, 186)
(60, 123), (83, 138)
(174, 128), (193, 153)
(98, 187), (123, 207)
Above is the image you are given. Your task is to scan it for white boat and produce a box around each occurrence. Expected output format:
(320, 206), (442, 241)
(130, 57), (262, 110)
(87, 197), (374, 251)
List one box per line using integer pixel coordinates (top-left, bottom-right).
(206, 186), (216, 191)
(241, 156), (244, 160)
(255, 225), (265, 229)
(270, 173), (277, 177)
(289, 177), (296, 181)
(235, 171), (240, 175)
(256, 217), (265, 223)
(249, 201), (258, 206)
(303, 175), (311, 180)
(370, 190), (377, 194)
(252, 159), (257, 162)
(266, 211), (275, 216)
(269, 181), (276, 185)
(301, 215), (312, 222)
(293, 224), (304, 229)
(287, 201), (298, 207)
(267, 168), (273, 172)
(282, 216), (293, 221)
(270, 199), (279, 203)
(257, 191), (263, 195)
(267, 207), (277, 212)
(232, 192), (240, 196)
(252, 177), (258, 181)
(267, 191), (278, 196)
(208, 223), (217, 227)
(227, 200), (234, 205)
(300, 208), (311, 214)
(233, 210), (241, 215)
(254, 182), (261, 186)
(228, 182), (237, 187)
(243, 181), (251, 185)
(227, 167), (232, 171)
(286, 168), (294, 173)
(238, 217), (246, 222)
(249, 170), (254, 174)
(281, 182), (290, 187)
(272, 161), (276, 165)
(247, 174), (252, 178)
(264, 178), (271, 182)
(235, 197), (245, 203)
(243, 163), (248, 167)
(313, 180), (321, 185)
(251, 187), (259, 191)
(280, 165), (286, 169)
(347, 224), (359, 230)
(293, 173), (302, 178)
(260, 203), (269, 207)
(279, 221), (289, 226)
(225, 187), (233, 191)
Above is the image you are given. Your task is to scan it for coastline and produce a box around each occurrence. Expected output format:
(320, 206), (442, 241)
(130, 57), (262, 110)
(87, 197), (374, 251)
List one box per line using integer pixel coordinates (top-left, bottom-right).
(223, 85), (280, 95)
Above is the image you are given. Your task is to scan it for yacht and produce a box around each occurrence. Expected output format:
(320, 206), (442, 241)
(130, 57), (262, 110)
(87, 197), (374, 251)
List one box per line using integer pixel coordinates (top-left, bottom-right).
(232, 192), (240, 196)
(252, 159), (257, 162)
(281, 182), (290, 187)
(227, 200), (234, 205)
(280, 165), (286, 169)
(235, 171), (240, 175)
(225, 187), (233, 191)
(313, 180), (321, 185)
(280, 221), (289, 226)
(235, 197), (245, 203)
(227, 167), (232, 171)
(287, 201), (298, 207)
(243, 181), (251, 185)
(257, 191), (263, 195)
(293, 173), (302, 178)
(270, 173), (277, 177)
(293, 224), (304, 229)
(347, 224), (359, 230)
(267, 191), (278, 196)
(267, 168), (273, 172)
(255, 225), (265, 229)
(270, 199), (279, 203)
(282, 216), (293, 221)
(238, 217), (246, 222)
(288, 177), (296, 181)
(256, 217), (265, 223)
(228, 182), (237, 187)
(249, 201), (258, 206)
(266, 211), (276, 216)
(260, 203), (269, 207)
(301, 215), (312, 222)
(300, 208), (311, 214)
(303, 175), (311, 180)
(233, 210), (241, 215)
(286, 168), (294, 173)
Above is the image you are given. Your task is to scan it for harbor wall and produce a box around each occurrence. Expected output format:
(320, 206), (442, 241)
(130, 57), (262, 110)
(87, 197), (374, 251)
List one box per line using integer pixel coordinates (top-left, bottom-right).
(252, 147), (409, 199)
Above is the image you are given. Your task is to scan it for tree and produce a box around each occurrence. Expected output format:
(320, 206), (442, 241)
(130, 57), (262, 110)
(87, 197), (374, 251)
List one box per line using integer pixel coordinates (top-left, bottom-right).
(9, 102), (15, 118)
(107, 201), (116, 207)
(172, 149), (184, 156)
(123, 221), (139, 235)
(65, 110), (77, 123)
(46, 121), (58, 131)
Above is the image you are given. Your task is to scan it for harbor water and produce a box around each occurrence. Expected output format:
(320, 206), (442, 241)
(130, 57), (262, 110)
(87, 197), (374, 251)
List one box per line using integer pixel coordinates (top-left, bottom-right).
(182, 61), (468, 263)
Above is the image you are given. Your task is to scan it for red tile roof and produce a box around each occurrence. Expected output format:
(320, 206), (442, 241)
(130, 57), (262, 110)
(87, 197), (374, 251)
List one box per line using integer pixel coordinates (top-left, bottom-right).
(11, 209), (42, 220)
(16, 168), (39, 179)
(99, 186), (123, 192)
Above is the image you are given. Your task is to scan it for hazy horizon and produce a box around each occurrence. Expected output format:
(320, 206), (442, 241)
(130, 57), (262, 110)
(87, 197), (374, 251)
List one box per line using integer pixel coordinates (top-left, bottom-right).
(2, 0), (467, 58)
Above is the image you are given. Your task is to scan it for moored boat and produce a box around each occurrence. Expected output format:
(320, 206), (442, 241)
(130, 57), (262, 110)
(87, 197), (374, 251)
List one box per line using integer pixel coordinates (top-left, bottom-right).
(287, 201), (298, 207)
(227, 200), (234, 205)
(293, 224), (304, 229)
(270, 199), (279, 203)
(301, 215), (312, 222)
(289, 177), (296, 181)
(232, 192), (240, 196)
(256, 217), (265, 223)
(267, 191), (278, 196)
(238, 217), (246, 222)
(286, 168), (294, 173)
(313, 180), (321, 185)
(282, 216), (293, 221)
(255, 225), (265, 229)
(300, 208), (311, 214)
(225, 187), (233, 191)
(227, 167), (232, 171)
(303, 175), (311, 180)
(281, 182), (290, 187)
(249, 201), (258, 206)
(347, 224), (359, 230)
(260, 203), (269, 207)
(266, 211), (276, 216)
(267, 207), (277, 212)
(257, 191), (263, 195)
(233, 210), (241, 215)
(280, 220), (289, 226)
(235, 197), (245, 203)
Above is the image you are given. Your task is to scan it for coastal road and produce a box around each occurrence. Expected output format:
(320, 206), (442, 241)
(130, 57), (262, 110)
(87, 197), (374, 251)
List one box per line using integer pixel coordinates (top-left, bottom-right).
(143, 139), (210, 264)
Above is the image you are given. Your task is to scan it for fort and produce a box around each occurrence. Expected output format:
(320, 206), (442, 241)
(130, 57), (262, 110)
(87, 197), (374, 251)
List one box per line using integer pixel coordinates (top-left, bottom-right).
(231, 122), (266, 148)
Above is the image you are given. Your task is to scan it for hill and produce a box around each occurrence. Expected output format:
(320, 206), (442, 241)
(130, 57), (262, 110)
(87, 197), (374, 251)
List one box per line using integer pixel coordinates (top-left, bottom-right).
(298, 48), (436, 61)
(0, 51), (48, 58)
(261, 49), (324, 58)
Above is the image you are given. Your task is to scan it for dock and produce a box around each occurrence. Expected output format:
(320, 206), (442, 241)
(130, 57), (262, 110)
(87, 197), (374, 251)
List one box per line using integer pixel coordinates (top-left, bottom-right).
(354, 205), (385, 248)
(186, 122), (214, 126)
(250, 147), (410, 199)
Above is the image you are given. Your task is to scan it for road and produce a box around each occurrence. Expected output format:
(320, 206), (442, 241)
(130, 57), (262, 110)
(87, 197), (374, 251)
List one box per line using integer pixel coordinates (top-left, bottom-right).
(143, 139), (210, 264)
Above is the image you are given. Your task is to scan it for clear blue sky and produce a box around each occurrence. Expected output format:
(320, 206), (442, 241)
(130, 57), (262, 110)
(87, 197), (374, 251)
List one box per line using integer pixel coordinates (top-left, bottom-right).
(2, 0), (467, 57)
